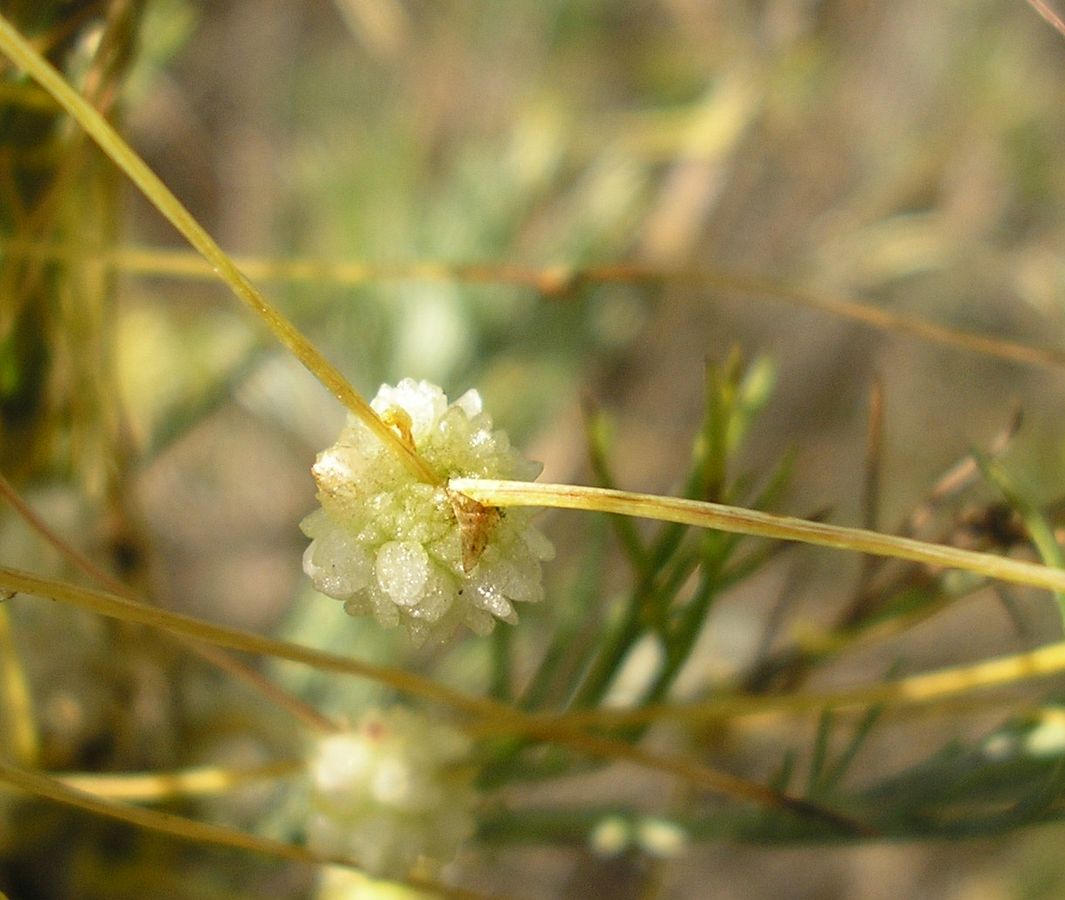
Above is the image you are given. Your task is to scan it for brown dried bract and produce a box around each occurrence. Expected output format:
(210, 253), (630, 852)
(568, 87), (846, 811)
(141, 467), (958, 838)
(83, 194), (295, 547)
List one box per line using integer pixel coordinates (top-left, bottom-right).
(380, 405), (415, 449)
(447, 488), (501, 573)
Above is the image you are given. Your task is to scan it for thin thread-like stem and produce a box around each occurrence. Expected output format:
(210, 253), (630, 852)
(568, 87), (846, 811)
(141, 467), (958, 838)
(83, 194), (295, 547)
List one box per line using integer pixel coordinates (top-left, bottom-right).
(449, 479), (1065, 593)
(0, 471), (337, 734)
(0, 563), (498, 720)
(56, 759), (302, 802)
(0, 564), (871, 834)
(4, 237), (1065, 375)
(0, 603), (38, 765)
(0, 760), (324, 864)
(1027, 0), (1065, 39)
(0, 14), (438, 485)
(0, 761), (484, 897)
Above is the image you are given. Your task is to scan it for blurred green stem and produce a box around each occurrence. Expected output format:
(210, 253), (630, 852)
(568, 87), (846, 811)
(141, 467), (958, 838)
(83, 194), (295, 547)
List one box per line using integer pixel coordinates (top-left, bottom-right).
(0, 601), (38, 765)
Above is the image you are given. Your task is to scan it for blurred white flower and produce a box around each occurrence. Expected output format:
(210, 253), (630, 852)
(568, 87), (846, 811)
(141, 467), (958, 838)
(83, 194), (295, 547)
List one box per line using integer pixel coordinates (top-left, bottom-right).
(635, 817), (688, 858)
(316, 864), (433, 899)
(302, 378), (554, 643)
(306, 708), (476, 878)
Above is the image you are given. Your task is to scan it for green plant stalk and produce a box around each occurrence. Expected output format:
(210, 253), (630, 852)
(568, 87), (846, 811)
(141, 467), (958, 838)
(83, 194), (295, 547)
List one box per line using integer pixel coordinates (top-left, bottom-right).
(486, 524), (700, 785)
(626, 531), (749, 722)
(449, 480), (1065, 593)
(585, 407), (648, 570)
(589, 572), (721, 752)
(808, 710), (834, 796)
(567, 600), (643, 709)
(640, 540), (733, 707)
(0, 602), (38, 765)
(489, 618), (513, 703)
(648, 543), (705, 632)
(567, 533), (693, 710)
(522, 355), (768, 715)
(700, 349), (740, 502)
(0, 13), (437, 486)
(820, 705), (884, 795)
(568, 460), (713, 710)
(490, 543), (699, 785)
(518, 518), (610, 712)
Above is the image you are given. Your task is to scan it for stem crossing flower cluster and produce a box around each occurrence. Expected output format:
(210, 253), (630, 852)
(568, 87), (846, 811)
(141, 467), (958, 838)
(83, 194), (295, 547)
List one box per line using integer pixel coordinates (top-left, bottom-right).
(301, 379), (554, 643)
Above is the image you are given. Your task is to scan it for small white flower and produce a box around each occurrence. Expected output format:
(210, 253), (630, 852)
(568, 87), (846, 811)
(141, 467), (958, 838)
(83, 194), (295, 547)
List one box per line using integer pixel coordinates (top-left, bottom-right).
(302, 379), (554, 643)
(306, 708), (476, 878)
(635, 817), (688, 858)
(589, 815), (632, 857)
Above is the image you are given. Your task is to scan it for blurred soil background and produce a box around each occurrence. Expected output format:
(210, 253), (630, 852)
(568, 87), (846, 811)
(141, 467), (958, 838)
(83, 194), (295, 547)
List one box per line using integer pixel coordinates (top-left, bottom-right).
(13, 0), (1065, 896)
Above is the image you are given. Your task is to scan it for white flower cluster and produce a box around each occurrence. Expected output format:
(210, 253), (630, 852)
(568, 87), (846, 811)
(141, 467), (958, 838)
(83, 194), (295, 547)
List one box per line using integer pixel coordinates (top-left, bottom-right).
(306, 708), (476, 877)
(301, 378), (554, 643)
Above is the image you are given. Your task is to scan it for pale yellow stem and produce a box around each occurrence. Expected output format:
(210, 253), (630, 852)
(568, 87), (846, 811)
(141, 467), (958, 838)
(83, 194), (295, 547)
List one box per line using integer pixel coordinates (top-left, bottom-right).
(0, 14), (437, 485)
(0, 565), (868, 829)
(0, 761), (483, 896)
(56, 759), (301, 802)
(543, 637), (1065, 731)
(3, 237), (1064, 375)
(0, 563), (497, 721)
(0, 470), (337, 733)
(0, 759), (326, 864)
(449, 479), (1065, 593)
(0, 603), (39, 765)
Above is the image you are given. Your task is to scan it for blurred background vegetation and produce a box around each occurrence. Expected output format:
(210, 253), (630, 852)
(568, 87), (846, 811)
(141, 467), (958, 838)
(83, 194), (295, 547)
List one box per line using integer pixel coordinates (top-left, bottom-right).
(5, 0), (1065, 897)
